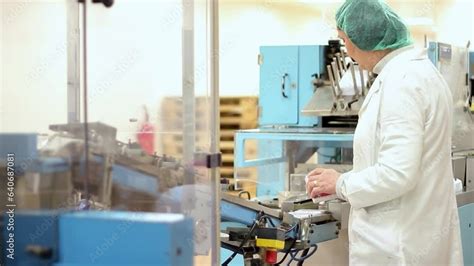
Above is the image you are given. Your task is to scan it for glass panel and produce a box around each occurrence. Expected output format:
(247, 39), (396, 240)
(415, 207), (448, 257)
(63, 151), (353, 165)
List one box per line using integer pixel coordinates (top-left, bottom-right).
(1, 0), (218, 265)
(233, 129), (353, 199)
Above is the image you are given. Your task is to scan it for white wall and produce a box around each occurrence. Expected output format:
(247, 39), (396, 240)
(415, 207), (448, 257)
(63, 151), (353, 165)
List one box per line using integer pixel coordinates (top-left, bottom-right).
(436, 0), (474, 47)
(1, 0), (207, 142)
(218, 0), (473, 96)
(1, 1), (68, 133)
(1, 0), (473, 138)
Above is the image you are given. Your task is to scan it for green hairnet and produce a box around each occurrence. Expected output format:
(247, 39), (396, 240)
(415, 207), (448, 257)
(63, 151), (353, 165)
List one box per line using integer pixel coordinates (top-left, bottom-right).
(336, 0), (412, 51)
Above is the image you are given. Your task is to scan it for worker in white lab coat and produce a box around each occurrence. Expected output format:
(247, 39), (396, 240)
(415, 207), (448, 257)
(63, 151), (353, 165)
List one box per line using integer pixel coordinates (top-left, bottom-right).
(306, 0), (464, 265)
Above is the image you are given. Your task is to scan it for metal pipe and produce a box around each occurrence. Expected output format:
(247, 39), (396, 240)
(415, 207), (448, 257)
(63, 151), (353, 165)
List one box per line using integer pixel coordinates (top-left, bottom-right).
(209, 0), (221, 264)
(67, 0), (80, 123)
(182, 0), (195, 179)
(81, 0), (90, 200)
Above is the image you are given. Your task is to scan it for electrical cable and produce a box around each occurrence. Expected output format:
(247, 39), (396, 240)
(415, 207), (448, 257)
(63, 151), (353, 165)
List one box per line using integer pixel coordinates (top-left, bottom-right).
(260, 215), (276, 227)
(296, 248), (309, 266)
(276, 224), (299, 265)
(275, 237), (296, 265)
(289, 245), (318, 263)
(286, 250), (297, 266)
(221, 213), (265, 266)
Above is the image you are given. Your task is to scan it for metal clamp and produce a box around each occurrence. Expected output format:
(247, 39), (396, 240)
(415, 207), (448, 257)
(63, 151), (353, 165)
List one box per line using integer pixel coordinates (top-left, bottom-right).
(194, 152), (222, 169)
(281, 73), (289, 98)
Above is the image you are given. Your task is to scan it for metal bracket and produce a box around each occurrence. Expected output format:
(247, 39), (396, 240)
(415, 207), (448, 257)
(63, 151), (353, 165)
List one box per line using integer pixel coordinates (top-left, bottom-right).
(78, 0), (114, 8)
(194, 152), (222, 169)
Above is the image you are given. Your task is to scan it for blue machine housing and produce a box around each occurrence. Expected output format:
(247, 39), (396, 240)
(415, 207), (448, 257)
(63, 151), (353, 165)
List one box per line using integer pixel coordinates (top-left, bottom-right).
(56, 211), (193, 266)
(458, 202), (474, 264)
(0, 134), (38, 174)
(3, 211), (61, 266)
(2, 211), (194, 266)
(259, 45), (325, 127)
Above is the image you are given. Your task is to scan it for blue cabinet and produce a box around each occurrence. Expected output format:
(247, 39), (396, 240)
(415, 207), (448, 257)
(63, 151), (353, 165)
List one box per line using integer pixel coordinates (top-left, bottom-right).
(259, 45), (325, 127)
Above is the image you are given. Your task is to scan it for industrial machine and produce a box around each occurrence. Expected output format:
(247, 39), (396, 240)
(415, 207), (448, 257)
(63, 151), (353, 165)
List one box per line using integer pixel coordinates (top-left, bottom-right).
(1, 0), (221, 265)
(219, 42), (365, 265)
(219, 42), (474, 265)
(0, 126), (206, 265)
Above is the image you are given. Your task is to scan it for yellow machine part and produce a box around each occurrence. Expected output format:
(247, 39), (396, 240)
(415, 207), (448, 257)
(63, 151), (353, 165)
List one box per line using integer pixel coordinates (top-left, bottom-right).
(256, 238), (285, 250)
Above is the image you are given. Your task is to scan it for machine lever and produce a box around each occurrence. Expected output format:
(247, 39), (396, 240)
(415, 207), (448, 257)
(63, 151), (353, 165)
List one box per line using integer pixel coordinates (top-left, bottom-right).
(358, 64), (366, 96)
(331, 62), (342, 96)
(327, 65), (338, 103)
(349, 62), (360, 96)
(281, 73), (289, 98)
(336, 53), (346, 74)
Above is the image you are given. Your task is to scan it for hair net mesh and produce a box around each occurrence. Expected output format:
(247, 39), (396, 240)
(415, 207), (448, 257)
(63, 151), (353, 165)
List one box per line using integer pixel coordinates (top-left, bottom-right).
(336, 0), (413, 51)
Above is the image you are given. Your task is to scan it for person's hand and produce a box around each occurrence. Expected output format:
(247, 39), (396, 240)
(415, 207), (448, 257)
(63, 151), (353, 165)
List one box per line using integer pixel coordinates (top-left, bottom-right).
(305, 168), (341, 198)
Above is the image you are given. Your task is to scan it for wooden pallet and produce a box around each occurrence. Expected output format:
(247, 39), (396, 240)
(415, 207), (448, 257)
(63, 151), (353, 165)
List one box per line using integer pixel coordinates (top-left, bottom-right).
(220, 96), (258, 130)
(157, 96), (258, 179)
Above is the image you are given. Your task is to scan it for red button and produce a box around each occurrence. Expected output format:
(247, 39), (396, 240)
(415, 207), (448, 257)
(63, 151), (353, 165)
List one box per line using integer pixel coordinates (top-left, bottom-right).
(265, 250), (278, 264)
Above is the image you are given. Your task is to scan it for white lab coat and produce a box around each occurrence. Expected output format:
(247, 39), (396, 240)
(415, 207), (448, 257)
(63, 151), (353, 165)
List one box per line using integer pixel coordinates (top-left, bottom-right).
(336, 48), (464, 265)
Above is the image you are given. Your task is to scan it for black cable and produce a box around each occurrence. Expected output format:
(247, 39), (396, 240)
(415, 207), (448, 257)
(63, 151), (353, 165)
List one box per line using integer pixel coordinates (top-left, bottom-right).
(221, 222), (257, 266)
(275, 238), (296, 265)
(296, 248), (309, 266)
(289, 245), (318, 263)
(285, 223), (298, 235)
(286, 250), (297, 266)
(260, 215), (276, 227)
(276, 224), (299, 265)
(221, 214), (265, 266)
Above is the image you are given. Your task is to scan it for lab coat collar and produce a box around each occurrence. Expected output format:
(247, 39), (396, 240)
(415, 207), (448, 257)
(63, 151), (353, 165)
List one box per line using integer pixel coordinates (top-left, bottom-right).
(373, 45), (415, 74)
(359, 46), (425, 116)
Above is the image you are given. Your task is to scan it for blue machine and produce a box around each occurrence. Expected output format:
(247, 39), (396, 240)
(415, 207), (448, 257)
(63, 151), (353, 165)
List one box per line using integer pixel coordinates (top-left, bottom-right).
(258, 45), (325, 127)
(458, 199), (474, 265)
(2, 211), (193, 266)
(0, 132), (198, 266)
(0, 134), (38, 173)
(57, 211), (193, 266)
(234, 44), (351, 197)
(3, 211), (60, 266)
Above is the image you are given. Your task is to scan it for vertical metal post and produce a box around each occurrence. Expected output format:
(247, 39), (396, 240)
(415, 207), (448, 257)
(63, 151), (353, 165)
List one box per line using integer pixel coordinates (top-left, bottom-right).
(81, 0), (90, 200)
(182, 0), (195, 172)
(67, 0), (81, 123)
(209, 0), (221, 264)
